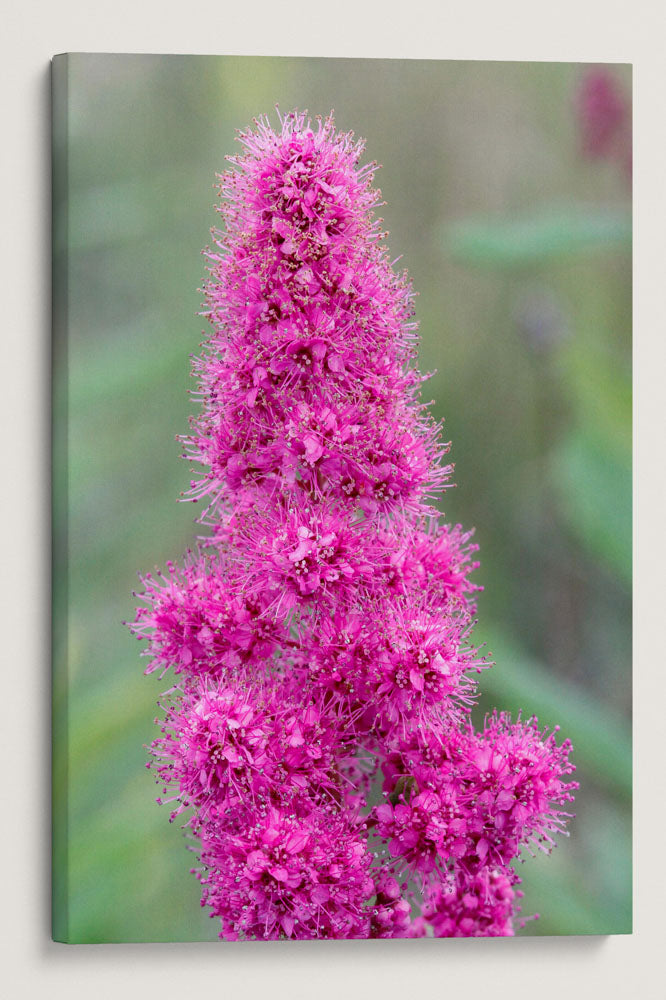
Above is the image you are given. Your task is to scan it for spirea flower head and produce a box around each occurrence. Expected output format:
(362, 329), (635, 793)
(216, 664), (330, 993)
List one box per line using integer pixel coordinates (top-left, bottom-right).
(197, 804), (375, 940)
(129, 109), (577, 940)
(422, 868), (518, 938)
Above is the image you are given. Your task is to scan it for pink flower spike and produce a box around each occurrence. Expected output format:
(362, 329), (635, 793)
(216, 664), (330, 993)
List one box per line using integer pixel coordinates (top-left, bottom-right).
(130, 110), (576, 940)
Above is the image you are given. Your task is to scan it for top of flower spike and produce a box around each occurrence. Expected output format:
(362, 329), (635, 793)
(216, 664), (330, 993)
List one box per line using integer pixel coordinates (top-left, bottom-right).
(226, 109), (379, 215)
(213, 109), (387, 285)
(229, 109), (376, 182)
(184, 110), (449, 518)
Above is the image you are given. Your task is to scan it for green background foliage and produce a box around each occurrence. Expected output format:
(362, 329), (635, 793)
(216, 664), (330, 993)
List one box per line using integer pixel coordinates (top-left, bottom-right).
(52, 54), (631, 942)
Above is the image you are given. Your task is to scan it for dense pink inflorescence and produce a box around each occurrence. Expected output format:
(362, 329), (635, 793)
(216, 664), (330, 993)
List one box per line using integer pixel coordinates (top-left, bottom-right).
(129, 111), (577, 939)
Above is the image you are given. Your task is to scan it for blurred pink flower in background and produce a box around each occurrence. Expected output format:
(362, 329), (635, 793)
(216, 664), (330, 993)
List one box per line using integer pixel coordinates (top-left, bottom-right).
(578, 68), (632, 178)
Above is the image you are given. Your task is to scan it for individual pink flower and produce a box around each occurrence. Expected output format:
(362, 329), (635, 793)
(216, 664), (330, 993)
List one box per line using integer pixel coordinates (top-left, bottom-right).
(150, 682), (271, 822)
(129, 552), (288, 679)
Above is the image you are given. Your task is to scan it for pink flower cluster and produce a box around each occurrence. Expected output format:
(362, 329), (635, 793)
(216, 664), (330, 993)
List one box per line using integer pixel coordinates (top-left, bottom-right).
(130, 111), (577, 939)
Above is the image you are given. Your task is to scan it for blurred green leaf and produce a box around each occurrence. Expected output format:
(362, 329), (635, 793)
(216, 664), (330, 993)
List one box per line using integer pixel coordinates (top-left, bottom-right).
(68, 775), (218, 942)
(69, 315), (190, 412)
(518, 845), (631, 936)
(446, 206), (631, 268)
(479, 629), (632, 799)
(68, 169), (208, 250)
(551, 427), (632, 586)
(517, 792), (632, 936)
(561, 338), (632, 458)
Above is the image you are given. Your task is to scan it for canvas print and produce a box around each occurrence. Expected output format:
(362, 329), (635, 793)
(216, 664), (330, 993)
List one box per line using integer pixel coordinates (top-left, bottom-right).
(52, 54), (632, 943)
